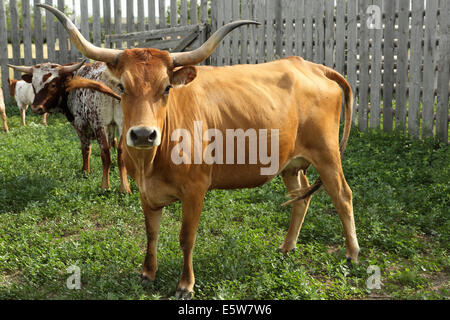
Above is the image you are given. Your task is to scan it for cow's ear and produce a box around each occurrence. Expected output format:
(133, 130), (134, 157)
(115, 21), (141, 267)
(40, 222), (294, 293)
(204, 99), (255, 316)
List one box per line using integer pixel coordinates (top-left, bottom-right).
(22, 74), (32, 83)
(172, 66), (197, 86)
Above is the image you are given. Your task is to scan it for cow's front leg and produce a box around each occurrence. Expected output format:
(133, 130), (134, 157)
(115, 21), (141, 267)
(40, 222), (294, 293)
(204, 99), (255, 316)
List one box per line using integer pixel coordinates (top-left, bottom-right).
(42, 113), (49, 126)
(96, 129), (111, 189)
(176, 190), (206, 299)
(19, 106), (26, 126)
(140, 194), (162, 283)
(118, 135), (131, 193)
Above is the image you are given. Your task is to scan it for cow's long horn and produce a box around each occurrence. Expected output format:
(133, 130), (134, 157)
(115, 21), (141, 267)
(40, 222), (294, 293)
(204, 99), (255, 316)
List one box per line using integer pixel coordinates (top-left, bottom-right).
(60, 60), (86, 74)
(37, 4), (122, 65)
(7, 64), (33, 74)
(171, 20), (260, 67)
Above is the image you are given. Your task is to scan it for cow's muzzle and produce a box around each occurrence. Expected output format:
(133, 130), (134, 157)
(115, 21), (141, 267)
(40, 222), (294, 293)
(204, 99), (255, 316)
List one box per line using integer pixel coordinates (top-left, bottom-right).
(31, 105), (46, 115)
(127, 126), (161, 149)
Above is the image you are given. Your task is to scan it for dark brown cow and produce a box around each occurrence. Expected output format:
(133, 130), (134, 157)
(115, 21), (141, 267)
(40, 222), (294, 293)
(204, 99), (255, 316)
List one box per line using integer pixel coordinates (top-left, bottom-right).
(42, 4), (360, 299)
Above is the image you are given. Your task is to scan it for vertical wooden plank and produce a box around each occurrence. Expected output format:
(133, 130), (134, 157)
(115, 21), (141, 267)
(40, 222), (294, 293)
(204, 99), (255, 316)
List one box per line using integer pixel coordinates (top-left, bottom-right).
(408, 0), (424, 138)
(295, 0), (305, 58)
(114, 0), (123, 48)
(200, 0), (208, 24)
(10, 0), (21, 77)
(159, 0), (167, 29)
(285, 0), (294, 57)
(127, 0), (135, 47)
(80, 0), (90, 42)
(180, 0), (188, 25)
(216, 0), (224, 65)
(231, 0), (240, 64)
(148, 0), (156, 30)
(57, 0), (68, 64)
(210, 0), (217, 65)
(170, 0), (178, 27)
(305, 0), (313, 61)
(23, 0), (33, 66)
(335, 0), (345, 74)
(190, 0), (198, 24)
(223, 0), (232, 65)
(395, 0), (409, 131)
(436, 0), (449, 142)
(358, 0), (369, 131)
(422, 0), (438, 137)
(265, 0), (275, 61)
(382, 0), (395, 132)
(137, 0), (145, 46)
(240, 0), (249, 64)
(103, 0), (112, 45)
(34, 0), (44, 64)
(92, 0), (102, 47)
(347, 0), (358, 125)
(0, 0), (10, 101)
(370, 0), (383, 129)
(275, 0), (282, 58)
(248, 0), (257, 64)
(314, 0), (324, 64)
(45, 0), (56, 63)
(324, 0), (334, 68)
(256, 0), (265, 63)
(70, 0), (80, 60)
(138, 0), (146, 32)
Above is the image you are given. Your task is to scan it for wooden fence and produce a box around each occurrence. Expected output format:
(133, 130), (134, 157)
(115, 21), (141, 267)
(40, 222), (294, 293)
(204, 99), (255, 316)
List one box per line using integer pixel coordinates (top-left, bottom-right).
(0, 0), (448, 142)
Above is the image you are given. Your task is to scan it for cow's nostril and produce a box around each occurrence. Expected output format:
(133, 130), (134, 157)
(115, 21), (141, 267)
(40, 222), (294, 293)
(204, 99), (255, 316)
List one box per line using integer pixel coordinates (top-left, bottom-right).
(148, 130), (157, 142)
(130, 129), (138, 142)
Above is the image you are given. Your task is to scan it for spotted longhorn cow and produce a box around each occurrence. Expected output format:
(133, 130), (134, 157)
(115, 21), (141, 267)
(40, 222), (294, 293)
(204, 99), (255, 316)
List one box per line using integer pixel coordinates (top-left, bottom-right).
(42, 4), (360, 299)
(8, 61), (131, 193)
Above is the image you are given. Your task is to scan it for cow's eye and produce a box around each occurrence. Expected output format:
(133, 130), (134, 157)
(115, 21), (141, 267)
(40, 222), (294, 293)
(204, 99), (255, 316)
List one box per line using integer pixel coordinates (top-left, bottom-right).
(164, 85), (172, 95)
(118, 83), (125, 94)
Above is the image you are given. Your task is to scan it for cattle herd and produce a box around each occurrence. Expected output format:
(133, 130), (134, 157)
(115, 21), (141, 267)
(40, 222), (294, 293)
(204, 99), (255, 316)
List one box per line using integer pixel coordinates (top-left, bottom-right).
(1, 4), (361, 299)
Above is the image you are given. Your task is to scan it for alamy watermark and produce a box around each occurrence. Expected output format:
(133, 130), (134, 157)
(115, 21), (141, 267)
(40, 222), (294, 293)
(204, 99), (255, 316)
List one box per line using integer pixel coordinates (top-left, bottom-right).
(367, 5), (382, 30)
(170, 121), (280, 176)
(366, 265), (382, 290)
(66, 265), (81, 290)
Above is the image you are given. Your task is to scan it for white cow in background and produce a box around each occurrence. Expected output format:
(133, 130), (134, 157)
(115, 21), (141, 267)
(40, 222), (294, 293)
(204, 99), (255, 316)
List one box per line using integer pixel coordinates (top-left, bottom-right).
(8, 78), (48, 126)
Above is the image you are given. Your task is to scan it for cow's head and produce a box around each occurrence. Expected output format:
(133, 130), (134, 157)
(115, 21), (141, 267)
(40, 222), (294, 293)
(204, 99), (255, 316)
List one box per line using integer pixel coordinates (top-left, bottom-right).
(8, 62), (85, 115)
(39, 4), (258, 151)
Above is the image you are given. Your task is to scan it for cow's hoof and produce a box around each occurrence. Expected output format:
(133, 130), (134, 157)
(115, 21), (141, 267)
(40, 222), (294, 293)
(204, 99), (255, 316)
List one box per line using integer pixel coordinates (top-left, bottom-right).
(175, 288), (193, 300)
(140, 274), (155, 289)
(278, 245), (296, 255)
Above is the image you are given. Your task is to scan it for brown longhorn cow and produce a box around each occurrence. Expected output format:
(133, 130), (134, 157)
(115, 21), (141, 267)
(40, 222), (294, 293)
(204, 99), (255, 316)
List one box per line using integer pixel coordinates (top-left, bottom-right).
(41, 4), (360, 299)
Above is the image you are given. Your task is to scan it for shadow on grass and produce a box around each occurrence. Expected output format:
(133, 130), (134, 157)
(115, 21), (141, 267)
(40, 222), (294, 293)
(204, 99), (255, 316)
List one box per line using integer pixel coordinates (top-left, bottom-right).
(0, 174), (56, 213)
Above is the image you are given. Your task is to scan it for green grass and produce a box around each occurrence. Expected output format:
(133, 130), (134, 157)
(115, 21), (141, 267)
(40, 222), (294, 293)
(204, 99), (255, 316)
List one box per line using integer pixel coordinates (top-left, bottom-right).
(0, 105), (449, 300)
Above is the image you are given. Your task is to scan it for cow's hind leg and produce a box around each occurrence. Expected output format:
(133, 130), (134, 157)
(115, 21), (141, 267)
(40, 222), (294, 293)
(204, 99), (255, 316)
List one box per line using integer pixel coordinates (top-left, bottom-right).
(280, 161), (313, 253)
(1, 109), (8, 132)
(312, 150), (360, 262)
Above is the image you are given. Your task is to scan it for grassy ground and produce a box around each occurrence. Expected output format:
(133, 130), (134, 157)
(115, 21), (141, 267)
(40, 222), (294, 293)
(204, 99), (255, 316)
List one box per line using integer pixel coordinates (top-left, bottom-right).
(0, 105), (448, 300)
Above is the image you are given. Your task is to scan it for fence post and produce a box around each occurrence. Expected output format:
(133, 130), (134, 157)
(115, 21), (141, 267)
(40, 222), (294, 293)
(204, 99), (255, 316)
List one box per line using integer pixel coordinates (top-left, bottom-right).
(275, 0), (282, 58)
(23, 0), (33, 66)
(34, 0), (44, 64)
(436, 0), (449, 143)
(0, 0), (10, 102)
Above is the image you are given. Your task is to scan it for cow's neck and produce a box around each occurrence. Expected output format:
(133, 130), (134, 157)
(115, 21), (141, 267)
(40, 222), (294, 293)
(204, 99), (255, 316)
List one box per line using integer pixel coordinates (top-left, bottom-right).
(58, 83), (75, 123)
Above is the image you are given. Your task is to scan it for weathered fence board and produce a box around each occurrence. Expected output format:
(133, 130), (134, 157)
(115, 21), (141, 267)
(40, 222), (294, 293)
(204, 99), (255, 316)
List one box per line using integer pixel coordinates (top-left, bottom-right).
(383, 0), (395, 132)
(422, 0), (438, 137)
(0, 0), (448, 142)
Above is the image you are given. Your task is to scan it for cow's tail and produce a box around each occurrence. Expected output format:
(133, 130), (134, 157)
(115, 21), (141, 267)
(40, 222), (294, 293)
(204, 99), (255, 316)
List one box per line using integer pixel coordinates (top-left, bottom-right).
(281, 66), (353, 207)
